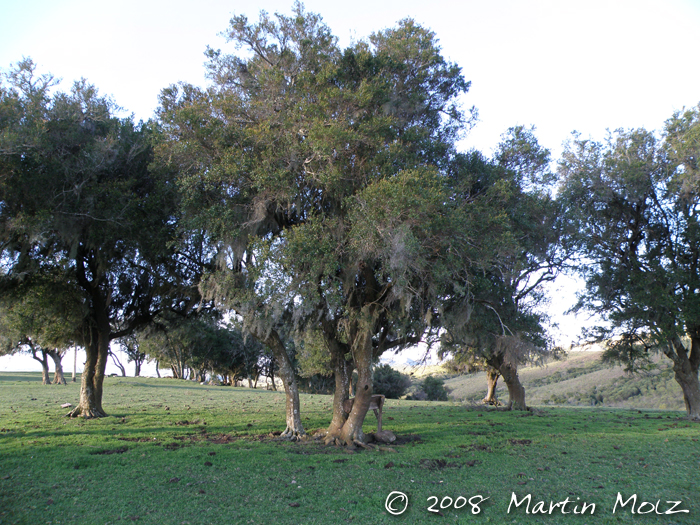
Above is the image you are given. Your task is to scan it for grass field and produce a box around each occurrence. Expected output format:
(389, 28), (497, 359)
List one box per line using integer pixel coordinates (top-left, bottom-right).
(1, 373), (698, 524)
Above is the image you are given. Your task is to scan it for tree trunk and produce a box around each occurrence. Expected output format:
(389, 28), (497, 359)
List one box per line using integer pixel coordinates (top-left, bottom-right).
(338, 330), (374, 445)
(68, 323), (109, 418)
(483, 366), (500, 405)
(48, 350), (66, 385)
(134, 359), (141, 377)
(269, 366), (277, 391)
(324, 341), (353, 442)
(72, 346), (77, 382)
(259, 329), (306, 440)
(109, 350), (126, 377)
(499, 361), (526, 410)
(31, 349), (51, 385)
(669, 337), (700, 421)
(155, 359), (161, 378)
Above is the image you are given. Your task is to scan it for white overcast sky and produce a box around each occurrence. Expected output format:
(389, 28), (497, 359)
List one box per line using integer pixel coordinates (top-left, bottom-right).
(2, 0), (700, 370)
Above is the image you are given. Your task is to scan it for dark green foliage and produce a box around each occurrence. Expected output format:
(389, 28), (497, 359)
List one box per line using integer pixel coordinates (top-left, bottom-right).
(372, 364), (411, 399)
(297, 373), (335, 394)
(421, 375), (449, 401)
(559, 111), (700, 420)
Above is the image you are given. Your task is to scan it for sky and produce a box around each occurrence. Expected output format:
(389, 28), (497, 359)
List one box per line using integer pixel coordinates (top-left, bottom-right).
(2, 0), (700, 372)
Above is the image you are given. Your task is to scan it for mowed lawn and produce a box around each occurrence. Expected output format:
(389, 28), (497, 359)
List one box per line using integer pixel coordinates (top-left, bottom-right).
(0, 374), (698, 524)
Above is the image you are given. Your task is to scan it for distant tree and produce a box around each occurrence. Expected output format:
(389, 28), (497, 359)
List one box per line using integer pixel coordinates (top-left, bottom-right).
(443, 354), (501, 405)
(559, 109), (700, 421)
(116, 335), (147, 377)
(0, 271), (82, 385)
(372, 364), (411, 399)
(440, 128), (565, 410)
(420, 375), (449, 401)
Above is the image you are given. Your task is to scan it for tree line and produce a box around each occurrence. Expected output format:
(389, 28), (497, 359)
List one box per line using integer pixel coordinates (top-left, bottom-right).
(1, 4), (699, 441)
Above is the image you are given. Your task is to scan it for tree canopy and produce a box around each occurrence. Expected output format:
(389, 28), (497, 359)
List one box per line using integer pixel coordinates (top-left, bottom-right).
(155, 3), (513, 444)
(0, 58), (186, 416)
(558, 107), (700, 420)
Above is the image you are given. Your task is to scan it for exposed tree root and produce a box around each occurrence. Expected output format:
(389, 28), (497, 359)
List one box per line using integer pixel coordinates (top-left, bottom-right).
(353, 440), (375, 450)
(277, 427), (307, 442)
(66, 406), (108, 418)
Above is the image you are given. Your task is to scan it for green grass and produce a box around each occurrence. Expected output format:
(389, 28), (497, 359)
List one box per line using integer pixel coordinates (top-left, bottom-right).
(1, 374), (698, 524)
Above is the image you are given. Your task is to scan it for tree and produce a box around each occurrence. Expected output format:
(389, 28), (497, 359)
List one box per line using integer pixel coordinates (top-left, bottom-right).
(157, 4), (484, 444)
(420, 375), (449, 401)
(559, 112), (700, 421)
(439, 128), (564, 410)
(0, 270), (82, 385)
(115, 335), (147, 377)
(443, 354), (502, 405)
(0, 59), (181, 417)
(372, 364), (411, 399)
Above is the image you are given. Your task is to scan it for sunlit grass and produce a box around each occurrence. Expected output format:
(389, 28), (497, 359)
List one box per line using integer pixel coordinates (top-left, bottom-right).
(0, 374), (697, 524)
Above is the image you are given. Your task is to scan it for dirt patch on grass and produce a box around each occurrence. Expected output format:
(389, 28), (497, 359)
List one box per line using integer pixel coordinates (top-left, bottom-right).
(509, 439), (532, 445)
(459, 443), (492, 452)
(91, 446), (128, 455)
(174, 419), (205, 426)
(419, 459), (462, 470)
(392, 434), (423, 445)
(207, 434), (238, 444)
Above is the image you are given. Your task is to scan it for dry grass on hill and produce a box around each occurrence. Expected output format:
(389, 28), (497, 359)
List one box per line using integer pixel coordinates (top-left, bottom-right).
(441, 351), (685, 411)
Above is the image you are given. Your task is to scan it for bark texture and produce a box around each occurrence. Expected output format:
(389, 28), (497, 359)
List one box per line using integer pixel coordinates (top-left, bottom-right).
(255, 329), (306, 439)
(486, 354), (526, 410)
(483, 366), (500, 405)
(68, 322), (109, 418)
(31, 349), (51, 385)
(500, 361), (526, 410)
(48, 350), (66, 385)
(324, 322), (374, 447)
(323, 338), (352, 443)
(669, 337), (700, 421)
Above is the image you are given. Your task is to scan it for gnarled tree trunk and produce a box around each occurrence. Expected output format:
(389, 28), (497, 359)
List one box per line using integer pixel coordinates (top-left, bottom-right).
(339, 331), (374, 445)
(68, 322), (110, 418)
(324, 321), (374, 447)
(257, 329), (306, 440)
(483, 366), (500, 405)
(669, 337), (700, 421)
(48, 349), (66, 385)
(324, 340), (352, 442)
(499, 361), (526, 410)
(486, 354), (526, 410)
(31, 348), (51, 385)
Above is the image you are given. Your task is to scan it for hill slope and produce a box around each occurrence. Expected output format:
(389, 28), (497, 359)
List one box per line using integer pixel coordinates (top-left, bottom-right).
(442, 351), (686, 411)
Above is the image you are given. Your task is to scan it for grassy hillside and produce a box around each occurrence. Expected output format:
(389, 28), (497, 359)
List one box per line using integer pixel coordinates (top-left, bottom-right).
(443, 351), (686, 411)
(1, 372), (698, 524)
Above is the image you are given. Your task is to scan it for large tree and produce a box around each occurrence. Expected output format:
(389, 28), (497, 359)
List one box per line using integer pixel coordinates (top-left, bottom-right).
(559, 109), (700, 421)
(439, 128), (564, 410)
(0, 59), (182, 417)
(157, 4), (488, 444)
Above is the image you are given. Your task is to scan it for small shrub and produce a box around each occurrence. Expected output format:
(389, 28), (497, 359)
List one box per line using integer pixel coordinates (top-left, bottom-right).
(373, 364), (411, 399)
(421, 375), (448, 401)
